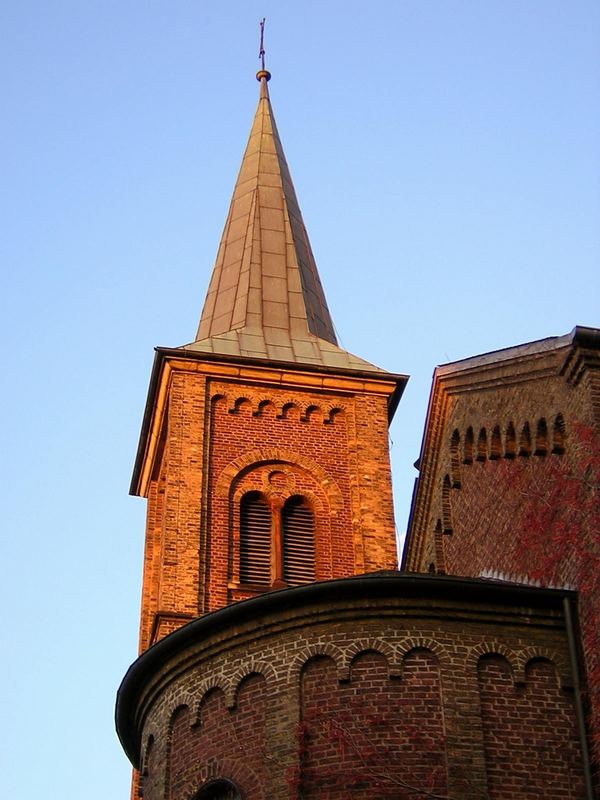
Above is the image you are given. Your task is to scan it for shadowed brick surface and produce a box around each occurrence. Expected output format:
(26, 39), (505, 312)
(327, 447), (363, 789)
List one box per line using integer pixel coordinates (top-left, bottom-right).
(117, 577), (585, 800)
(405, 328), (599, 784)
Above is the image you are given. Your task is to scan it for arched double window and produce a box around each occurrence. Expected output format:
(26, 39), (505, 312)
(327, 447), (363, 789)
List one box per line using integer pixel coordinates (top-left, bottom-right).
(239, 492), (315, 587)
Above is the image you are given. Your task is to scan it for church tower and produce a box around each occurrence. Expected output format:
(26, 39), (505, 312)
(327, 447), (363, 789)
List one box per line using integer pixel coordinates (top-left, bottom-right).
(131, 68), (407, 652)
(118, 64), (590, 800)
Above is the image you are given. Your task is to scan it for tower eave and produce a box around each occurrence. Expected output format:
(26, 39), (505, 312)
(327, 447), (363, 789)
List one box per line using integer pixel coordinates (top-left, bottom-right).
(130, 346), (407, 498)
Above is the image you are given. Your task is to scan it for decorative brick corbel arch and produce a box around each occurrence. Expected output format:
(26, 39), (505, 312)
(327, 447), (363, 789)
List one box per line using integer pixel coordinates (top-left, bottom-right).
(166, 697), (195, 726)
(517, 646), (572, 689)
(192, 678), (231, 726)
(343, 638), (400, 679)
(289, 642), (347, 684)
(397, 636), (449, 668)
(229, 661), (277, 708)
(466, 641), (520, 683)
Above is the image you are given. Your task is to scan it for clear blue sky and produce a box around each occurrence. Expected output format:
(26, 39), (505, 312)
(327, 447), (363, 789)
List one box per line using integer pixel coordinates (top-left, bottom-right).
(2, 2), (598, 797)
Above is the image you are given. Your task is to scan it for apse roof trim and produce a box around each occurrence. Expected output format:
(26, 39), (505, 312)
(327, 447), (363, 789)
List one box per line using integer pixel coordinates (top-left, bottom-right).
(116, 570), (576, 768)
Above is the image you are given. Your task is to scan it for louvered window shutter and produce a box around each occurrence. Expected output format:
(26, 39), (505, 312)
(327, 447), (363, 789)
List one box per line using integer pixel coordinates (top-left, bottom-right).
(282, 496), (315, 585)
(240, 492), (271, 585)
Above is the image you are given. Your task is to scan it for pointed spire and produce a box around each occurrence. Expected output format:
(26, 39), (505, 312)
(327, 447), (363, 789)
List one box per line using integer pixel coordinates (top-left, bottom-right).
(183, 66), (387, 374)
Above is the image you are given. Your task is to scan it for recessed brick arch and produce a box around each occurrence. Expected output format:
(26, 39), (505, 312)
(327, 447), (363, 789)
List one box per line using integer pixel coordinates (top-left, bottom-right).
(467, 641), (519, 681)
(253, 399), (278, 417)
(229, 661), (277, 708)
(343, 638), (400, 678)
(213, 391), (351, 422)
(289, 642), (346, 683)
(397, 637), (448, 669)
(191, 757), (263, 800)
(279, 401), (300, 419)
(165, 704), (192, 800)
(194, 778), (241, 800)
(191, 678), (231, 725)
(231, 483), (324, 518)
(517, 646), (572, 689)
(141, 733), (155, 778)
(161, 676), (267, 800)
(196, 687), (228, 728)
(166, 699), (194, 727)
(214, 448), (343, 512)
(476, 647), (583, 798)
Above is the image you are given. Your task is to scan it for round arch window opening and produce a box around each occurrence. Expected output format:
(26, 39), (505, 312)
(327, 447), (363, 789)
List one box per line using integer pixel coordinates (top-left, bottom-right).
(195, 780), (241, 800)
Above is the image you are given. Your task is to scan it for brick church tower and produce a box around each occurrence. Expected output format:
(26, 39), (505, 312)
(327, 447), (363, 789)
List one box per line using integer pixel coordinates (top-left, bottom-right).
(117, 66), (592, 799)
(130, 68), (406, 654)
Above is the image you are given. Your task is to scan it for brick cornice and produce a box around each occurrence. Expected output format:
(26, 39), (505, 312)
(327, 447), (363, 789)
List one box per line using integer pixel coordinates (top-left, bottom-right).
(131, 348), (404, 497)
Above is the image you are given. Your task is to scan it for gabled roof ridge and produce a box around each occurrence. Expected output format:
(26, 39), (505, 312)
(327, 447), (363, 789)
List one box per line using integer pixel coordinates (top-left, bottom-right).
(435, 331), (575, 375)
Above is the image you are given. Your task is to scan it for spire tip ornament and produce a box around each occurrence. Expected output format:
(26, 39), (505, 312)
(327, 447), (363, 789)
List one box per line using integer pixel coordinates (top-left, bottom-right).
(256, 18), (271, 82)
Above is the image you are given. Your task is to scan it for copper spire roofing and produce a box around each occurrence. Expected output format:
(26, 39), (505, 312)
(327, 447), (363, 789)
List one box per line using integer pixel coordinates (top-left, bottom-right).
(181, 72), (387, 374)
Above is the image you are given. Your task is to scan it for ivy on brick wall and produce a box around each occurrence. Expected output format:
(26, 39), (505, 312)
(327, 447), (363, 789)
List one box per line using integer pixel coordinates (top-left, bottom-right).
(510, 423), (600, 764)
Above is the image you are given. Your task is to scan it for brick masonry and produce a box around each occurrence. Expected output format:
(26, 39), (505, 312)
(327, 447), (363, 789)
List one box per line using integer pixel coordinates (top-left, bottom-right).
(404, 328), (600, 785)
(121, 328), (598, 799)
(117, 575), (584, 800)
(135, 355), (399, 652)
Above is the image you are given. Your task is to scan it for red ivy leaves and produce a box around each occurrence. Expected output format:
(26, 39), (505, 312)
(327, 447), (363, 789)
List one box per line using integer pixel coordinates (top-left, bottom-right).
(288, 707), (450, 799)
(510, 422), (600, 753)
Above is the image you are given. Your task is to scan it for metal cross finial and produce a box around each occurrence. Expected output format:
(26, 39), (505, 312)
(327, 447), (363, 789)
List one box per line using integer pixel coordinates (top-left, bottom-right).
(259, 18), (266, 71)
(256, 17), (271, 83)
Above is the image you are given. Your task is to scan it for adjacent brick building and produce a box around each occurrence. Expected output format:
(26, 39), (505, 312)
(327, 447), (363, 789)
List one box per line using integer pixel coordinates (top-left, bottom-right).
(116, 67), (596, 798)
(403, 325), (600, 789)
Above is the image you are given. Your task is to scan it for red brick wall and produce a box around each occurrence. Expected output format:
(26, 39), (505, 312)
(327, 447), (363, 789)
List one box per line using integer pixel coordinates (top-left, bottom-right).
(299, 650), (447, 798)
(122, 580), (585, 800)
(162, 676), (267, 800)
(138, 370), (207, 651)
(138, 361), (397, 649)
(443, 450), (571, 578)
(478, 655), (582, 799)
(405, 343), (596, 574)
(405, 340), (600, 783)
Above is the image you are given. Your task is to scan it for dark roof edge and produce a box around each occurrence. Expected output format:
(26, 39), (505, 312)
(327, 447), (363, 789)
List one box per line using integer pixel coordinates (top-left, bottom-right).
(436, 333), (571, 374)
(572, 325), (600, 349)
(130, 350), (163, 495)
(434, 324), (600, 376)
(130, 348), (408, 493)
(115, 571), (575, 766)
